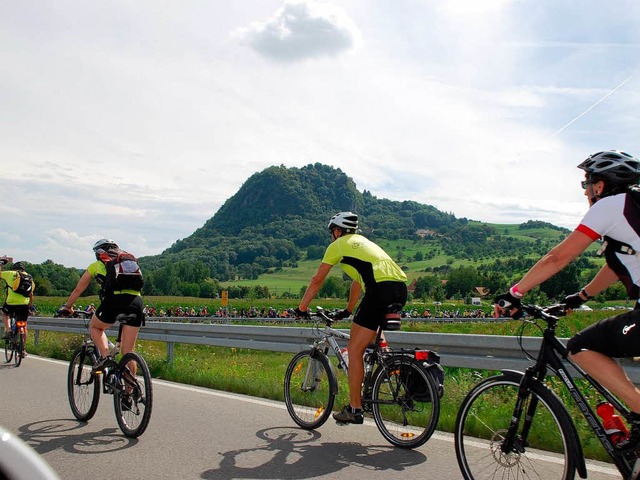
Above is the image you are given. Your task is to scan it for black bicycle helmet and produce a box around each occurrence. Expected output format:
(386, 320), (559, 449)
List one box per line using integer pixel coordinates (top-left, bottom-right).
(328, 212), (359, 234)
(578, 150), (640, 194)
(12, 261), (26, 271)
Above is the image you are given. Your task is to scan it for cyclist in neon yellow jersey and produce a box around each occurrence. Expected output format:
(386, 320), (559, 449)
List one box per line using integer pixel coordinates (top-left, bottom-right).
(296, 212), (408, 424)
(1, 260), (34, 355)
(57, 239), (144, 373)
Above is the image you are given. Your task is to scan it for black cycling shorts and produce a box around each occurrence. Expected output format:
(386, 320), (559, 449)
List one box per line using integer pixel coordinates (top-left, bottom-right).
(567, 307), (640, 358)
(353, 281), (408, 332)
(2, 304), (29, 322)
(95, 294), (145, 327)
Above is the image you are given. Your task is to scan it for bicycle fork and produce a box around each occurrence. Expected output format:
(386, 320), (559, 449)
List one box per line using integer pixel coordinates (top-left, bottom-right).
(301, 353), (323, 392)
(502, 374), (536, 454)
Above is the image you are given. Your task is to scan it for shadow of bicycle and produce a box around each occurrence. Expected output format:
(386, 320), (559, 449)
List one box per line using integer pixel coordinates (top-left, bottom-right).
(18, 419), (138, 455)
(201, 426), (428, 479)
(0, 361), (20, 369)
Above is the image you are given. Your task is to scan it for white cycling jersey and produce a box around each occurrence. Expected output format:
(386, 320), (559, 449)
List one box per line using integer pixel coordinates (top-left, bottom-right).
(577, 192), (640, 297)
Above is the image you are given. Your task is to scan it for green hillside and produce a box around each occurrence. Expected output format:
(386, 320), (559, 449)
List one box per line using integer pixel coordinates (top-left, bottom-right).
(22, 164), (612, 304)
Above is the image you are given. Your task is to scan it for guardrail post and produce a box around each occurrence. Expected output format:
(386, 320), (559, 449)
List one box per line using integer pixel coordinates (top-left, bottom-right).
(167, 341), (174, 363)
(34, 330), (40, 346)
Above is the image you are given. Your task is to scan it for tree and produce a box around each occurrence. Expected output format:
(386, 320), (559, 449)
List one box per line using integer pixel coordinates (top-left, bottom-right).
(445, 266), (483, 298)
(319, 276), (348, 298)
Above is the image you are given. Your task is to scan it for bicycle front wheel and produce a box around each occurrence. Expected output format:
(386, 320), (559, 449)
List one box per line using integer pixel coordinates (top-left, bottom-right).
(13, 332), (24, 366)
(68, 346), (101, 421)
(371, 356), (440, 448)
(455, 373), (576, 480)
(114, 352), (153, 438)
(284, 350), (336, 429)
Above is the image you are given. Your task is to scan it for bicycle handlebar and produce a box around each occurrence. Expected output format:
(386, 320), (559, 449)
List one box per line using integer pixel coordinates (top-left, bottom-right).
(310, 307), (337, 324)
(522, 304), (567, 321)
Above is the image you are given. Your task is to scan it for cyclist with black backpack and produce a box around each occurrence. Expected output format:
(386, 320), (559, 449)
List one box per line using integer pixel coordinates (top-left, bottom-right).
(57, 239), (145, 372)
(0, 258), (35, 355)
(495, 150), (640, 452)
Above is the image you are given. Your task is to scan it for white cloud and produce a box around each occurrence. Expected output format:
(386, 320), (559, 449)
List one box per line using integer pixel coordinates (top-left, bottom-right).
(233, 0), (362, 62)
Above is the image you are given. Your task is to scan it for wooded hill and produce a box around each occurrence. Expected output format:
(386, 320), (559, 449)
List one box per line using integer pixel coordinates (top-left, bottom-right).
(133, 163), (603, 301)
(16, 163), (609, 302)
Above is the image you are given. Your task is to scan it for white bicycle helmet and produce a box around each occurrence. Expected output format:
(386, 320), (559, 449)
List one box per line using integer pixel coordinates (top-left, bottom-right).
(328, 212), (359, 234)
(92, 238), (119, 259)
(93, 238), (118, 252)
(578, 150), (640, 187)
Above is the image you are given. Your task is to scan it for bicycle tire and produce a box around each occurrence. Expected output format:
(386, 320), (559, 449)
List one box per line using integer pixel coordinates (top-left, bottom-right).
(14, 331), (24, 366)
(455, 373), (577, 480)
(284, 350), (336, 429)
(370, 356), (440, 449)
(4, 335), (13, 363)
(67, 346), (101, 421)
(114, 352), (153, 438)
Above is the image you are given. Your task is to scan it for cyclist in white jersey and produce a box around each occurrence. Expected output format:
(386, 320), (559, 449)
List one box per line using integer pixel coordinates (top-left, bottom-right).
(496, 150), (640, 451)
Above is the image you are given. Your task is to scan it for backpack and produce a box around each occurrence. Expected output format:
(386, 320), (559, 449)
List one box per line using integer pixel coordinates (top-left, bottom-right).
(11, 271), (33, 297)
(97, 249), (144, 297)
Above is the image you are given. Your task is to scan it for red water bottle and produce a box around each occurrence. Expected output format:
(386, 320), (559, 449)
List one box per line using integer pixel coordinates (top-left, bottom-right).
(596, 402), (629, 445)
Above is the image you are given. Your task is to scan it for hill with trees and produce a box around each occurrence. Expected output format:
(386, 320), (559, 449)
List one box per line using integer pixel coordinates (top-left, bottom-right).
(13, 163), (616, 305)
(133, 163), (605, 303)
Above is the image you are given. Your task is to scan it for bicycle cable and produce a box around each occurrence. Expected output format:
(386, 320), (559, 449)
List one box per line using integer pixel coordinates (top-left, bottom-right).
(516, 318), (543, 362)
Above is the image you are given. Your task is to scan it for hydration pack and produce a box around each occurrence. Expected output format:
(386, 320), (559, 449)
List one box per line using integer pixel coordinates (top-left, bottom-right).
(98, 249), (144, 297)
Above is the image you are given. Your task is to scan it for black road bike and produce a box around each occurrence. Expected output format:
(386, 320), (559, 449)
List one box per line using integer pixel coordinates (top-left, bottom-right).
(66, 311), (153, 438)
(284, 306), (443, 449)
(455, 304), (640, 480)
(3, 311), (26, 366)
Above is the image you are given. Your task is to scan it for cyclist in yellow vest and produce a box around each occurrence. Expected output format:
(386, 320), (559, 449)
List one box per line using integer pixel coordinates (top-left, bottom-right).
(1, 259), (35, 353)
(296, 212), (408, 424)
(57, 239), (144, 373)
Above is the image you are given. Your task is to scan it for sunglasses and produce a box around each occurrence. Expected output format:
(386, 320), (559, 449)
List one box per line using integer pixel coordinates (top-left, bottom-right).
(581, 180), (596, 190)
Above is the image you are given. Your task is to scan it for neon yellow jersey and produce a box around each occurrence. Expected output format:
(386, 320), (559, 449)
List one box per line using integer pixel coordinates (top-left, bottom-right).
(86, 260), (141, 296)
(1, 270), (33, 306)
(321, 234), (407, 291)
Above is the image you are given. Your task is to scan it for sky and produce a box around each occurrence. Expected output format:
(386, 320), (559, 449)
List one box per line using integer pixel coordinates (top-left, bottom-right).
(1, 0), (640, 268)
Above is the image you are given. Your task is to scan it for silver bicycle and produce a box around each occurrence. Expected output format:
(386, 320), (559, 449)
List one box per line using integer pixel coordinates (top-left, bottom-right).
(284, 305), (443, 449)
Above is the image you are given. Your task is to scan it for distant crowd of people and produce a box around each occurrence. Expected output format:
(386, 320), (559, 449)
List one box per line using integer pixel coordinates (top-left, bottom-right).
(134, 305), (491, 319)
(142, 305), (298, 318)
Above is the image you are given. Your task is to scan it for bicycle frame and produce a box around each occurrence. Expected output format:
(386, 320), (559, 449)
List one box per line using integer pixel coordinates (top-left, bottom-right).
(305, 312), (404, 405)
(511, 306), (639, 478)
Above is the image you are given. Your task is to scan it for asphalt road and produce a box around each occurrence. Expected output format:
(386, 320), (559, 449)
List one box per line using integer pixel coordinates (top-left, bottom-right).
(0, 355), (621, 480)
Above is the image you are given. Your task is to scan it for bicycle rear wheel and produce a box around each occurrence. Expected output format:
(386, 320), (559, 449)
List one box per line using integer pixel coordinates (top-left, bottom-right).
(114, 352), (153, 438)
(371, 356), (440, 448)
(284, 350), (336, 429)
(13, 331), (24, 366)
(68, 346), (101, 421)
(4, 335), (13, 363)
(455, 373), (576, 480)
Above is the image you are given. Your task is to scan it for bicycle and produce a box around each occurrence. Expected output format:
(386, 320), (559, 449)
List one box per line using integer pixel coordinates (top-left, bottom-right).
(3, 311), (26, 367)
(63, 310), (153, 438)
(283, 305), (443, 449)
(454, 303), (640, 480)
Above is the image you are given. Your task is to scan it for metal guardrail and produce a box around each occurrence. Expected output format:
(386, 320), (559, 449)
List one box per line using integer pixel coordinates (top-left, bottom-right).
(27, 316), (640, 382)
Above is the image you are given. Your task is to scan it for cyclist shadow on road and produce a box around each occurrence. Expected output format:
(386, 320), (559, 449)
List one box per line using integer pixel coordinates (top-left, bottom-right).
(18, 418), (138, 455)
(201, 426), (427, 479)
(0, 363), (20, 370)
